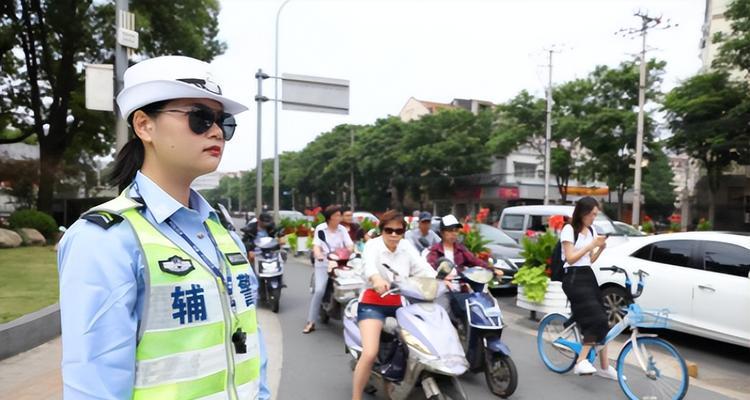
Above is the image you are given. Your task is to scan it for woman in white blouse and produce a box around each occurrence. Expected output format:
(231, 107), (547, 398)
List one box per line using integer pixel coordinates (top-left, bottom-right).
(352, 210), (435, 400)
(560, 197), (614, 379)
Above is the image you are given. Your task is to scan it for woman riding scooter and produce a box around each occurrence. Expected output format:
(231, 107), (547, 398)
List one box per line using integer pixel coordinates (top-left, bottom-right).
(352, 210), (436, 400)
(426, 215), (503, 319)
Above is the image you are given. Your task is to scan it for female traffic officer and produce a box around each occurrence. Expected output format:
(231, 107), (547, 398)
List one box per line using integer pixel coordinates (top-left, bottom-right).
(57, 56), (270, 399)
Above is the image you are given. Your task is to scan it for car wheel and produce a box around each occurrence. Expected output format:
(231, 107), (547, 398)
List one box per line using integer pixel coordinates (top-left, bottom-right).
(601, 285), (631, 329)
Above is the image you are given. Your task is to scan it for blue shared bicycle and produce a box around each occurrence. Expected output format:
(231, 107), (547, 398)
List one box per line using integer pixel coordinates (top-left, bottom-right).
(537, 266), (689, 400)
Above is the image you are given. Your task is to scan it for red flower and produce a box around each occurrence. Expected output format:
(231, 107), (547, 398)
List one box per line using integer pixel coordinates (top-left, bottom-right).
(548, 215), (565, 231)
(477, 207), (490, 223)
(544, 268), (552, 277)
(644, 215), (652, 222)
(461, 223), (472, 234)
(546, 257), (552, 266)
(477, 251), (490, 261)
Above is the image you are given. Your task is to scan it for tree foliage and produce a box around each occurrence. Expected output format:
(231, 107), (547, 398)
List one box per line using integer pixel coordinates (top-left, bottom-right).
(0, 0), (225, 213)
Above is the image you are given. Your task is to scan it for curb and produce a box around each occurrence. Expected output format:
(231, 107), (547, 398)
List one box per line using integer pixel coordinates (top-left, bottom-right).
(0, 303), (60, 361)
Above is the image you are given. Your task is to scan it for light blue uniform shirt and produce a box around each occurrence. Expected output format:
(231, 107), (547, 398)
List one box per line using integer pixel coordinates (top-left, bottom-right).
(57, 171), (270, 399)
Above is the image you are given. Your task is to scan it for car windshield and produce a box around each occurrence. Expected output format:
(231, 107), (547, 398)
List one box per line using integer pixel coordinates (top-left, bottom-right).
(477, 224), (518, 246)
(614, 222), (644, 236)
(592, 213), (618, 235)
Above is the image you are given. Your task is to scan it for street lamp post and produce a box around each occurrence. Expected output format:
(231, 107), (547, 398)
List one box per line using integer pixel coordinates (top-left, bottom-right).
(273, 0), (293, 223)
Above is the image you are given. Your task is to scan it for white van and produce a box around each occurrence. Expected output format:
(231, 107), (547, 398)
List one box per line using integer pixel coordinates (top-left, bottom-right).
(499, 205), (625, 245)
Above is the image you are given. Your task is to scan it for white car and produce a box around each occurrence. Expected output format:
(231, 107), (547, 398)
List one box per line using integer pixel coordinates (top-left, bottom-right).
(593, 232), (750, 348)
(498, 205), (627, 247)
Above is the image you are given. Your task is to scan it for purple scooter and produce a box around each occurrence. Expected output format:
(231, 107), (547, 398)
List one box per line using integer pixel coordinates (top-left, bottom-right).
(343, 262), (469, 400)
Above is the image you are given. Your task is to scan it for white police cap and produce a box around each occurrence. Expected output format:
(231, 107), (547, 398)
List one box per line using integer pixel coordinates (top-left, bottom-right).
(116, 55), (248, 120)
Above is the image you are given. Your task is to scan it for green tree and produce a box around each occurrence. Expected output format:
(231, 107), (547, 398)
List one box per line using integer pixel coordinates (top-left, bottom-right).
(642, 144), (677, 220)
(580, 59), (666, 219)
(0, 0), (225, 213)
(662, 71), (750, 223)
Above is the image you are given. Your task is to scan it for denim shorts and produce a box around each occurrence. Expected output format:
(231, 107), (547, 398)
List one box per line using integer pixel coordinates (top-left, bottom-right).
(357, 303), (400, 322)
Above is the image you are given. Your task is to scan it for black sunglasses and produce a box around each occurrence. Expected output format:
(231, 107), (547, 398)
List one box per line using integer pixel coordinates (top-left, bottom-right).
(383, 227), (405, 235)
(156, 105), (237, 141)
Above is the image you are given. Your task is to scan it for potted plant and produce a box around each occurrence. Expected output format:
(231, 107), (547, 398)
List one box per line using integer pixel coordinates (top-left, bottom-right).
(287, 232), (298, 254)
(642, 216), (655, 234)
(696, 217), (712, 231)
(513, 229), (570, 316)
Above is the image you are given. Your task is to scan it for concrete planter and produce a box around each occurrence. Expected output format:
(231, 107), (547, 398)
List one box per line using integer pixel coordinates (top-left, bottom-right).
(516, 280), (570, 315)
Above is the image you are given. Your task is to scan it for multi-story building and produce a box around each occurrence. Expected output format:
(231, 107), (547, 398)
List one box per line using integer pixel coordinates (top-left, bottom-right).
(689, 0), (750, 230)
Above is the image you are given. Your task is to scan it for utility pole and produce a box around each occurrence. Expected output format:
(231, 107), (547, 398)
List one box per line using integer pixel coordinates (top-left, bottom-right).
(632, 19), (647, 226)
(114, 0), (130, 151)
(619, 11), (676, 226)
(350, 127), (356, 211)
(543, 49), (553, 205)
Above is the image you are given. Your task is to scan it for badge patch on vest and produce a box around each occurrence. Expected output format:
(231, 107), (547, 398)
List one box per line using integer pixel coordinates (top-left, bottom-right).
(225, 252), (248, 265)
(158, 255), (195, 276)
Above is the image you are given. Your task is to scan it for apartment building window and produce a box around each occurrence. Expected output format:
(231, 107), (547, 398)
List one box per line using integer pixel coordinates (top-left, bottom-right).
(513, 162), (538, 178)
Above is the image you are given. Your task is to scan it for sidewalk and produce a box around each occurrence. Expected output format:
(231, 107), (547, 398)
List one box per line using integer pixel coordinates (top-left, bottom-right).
(0, 309), (283, 400)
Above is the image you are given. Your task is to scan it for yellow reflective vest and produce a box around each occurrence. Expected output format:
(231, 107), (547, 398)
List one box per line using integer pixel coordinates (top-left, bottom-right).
(85, 194), (261, 399)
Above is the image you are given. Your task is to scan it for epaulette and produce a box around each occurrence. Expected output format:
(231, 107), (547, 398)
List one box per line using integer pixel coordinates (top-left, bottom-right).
(82, 211), (124, 230)
(80, 194), (144, 230)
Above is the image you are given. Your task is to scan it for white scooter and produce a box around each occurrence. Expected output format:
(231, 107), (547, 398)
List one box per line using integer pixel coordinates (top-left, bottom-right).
(343, 262), (469, 400)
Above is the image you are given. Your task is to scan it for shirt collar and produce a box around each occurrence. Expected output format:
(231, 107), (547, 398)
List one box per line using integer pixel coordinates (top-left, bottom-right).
(131, 171), (218, 224)
(378, 237), (409, 255)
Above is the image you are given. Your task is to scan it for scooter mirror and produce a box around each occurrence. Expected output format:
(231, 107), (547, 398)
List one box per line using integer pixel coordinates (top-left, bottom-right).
(435, 257), (455, 280)
(418, 237), (430, 248)
(317, 230), (326, 242)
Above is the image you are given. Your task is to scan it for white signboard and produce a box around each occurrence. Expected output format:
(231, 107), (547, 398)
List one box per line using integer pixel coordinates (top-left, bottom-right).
(281, 73), (349, 115)
(117, 28), (139, 49)
(85, 64), (114, 112)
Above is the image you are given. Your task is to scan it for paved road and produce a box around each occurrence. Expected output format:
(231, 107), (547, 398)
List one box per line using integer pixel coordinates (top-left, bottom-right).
(1, 253), (747, 399)
(273, 258), (744, 400)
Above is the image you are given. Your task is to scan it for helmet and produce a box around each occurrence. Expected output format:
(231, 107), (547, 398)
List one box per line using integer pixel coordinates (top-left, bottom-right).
(258, 212), (273, 224)
(439, 214), (463, 231)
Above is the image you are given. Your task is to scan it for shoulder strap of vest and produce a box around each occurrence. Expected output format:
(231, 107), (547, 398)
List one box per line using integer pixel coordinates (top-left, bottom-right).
(80, 185), (144, 230)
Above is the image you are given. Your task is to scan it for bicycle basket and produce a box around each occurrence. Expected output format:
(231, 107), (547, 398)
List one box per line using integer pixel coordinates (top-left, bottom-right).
(635, 308), (670, 329)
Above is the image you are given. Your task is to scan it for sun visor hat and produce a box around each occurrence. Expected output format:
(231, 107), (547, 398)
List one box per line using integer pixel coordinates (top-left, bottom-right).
(440, 214), (462, 230)
(116, 55), (248, 121)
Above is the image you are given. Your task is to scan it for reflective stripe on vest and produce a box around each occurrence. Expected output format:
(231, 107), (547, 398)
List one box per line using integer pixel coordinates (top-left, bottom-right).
(112, 207), (260, 400)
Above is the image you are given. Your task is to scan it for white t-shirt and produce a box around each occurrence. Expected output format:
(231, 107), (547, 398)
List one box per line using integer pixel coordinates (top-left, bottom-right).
(362, 236), (436, 283)
(444, 248), (455, 264)
(560, 224), (597, 267)
(313, 223), (353, 266)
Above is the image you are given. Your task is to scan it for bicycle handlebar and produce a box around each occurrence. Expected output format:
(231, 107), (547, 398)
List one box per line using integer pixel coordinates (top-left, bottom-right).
(599, 266), (648, 299)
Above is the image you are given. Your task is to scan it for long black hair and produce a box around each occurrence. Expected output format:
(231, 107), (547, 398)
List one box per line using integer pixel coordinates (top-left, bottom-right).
(571, 196), (600, 234)
(109, 100), (170, 189)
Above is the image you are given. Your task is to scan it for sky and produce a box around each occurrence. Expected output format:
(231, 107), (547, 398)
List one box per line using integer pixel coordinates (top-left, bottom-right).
(210, 0), (707, 173)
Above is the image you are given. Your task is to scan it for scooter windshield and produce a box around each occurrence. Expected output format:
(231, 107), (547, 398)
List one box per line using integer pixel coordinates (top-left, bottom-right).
(398, 277), (446, 301)
(462, 267), (494, 284)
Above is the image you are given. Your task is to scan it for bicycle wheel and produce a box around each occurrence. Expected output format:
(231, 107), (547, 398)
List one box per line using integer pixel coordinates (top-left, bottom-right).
(537, 313), (580, 373)
(617, 336), (689, 400)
